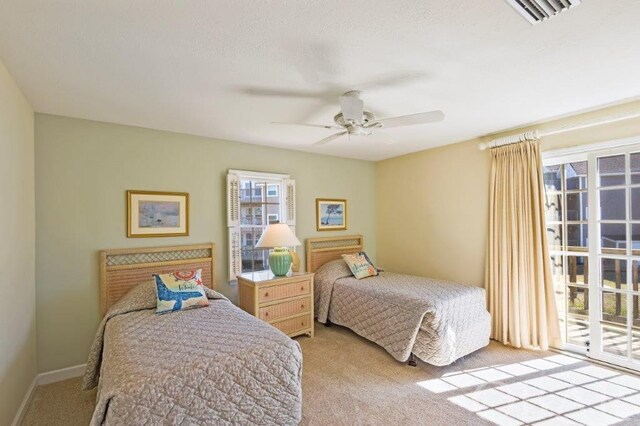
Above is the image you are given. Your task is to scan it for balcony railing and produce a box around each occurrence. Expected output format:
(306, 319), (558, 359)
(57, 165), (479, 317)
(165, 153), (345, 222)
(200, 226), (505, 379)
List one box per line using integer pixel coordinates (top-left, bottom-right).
(565, 256), (640, 327)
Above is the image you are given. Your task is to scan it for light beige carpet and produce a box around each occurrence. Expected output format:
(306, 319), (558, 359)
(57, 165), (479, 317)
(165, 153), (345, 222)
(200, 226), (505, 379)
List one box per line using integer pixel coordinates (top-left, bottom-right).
(22, 323), (640, 425)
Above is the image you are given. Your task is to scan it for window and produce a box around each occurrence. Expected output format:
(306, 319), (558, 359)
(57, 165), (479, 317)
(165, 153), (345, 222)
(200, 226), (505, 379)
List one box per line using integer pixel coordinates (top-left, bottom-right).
(242, 232), (253, 247)
(240, 178), (281, 273)
(267, 184), (278, 198)
(267, 213), (279, 224)
(227, 171), (295, 280)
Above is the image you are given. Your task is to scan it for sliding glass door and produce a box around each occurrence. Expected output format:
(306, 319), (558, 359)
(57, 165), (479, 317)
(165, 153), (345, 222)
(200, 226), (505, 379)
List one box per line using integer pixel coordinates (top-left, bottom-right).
(543, 160), (590, 354)
(544, 142), (640, 371)
(588, 146), (640, 370)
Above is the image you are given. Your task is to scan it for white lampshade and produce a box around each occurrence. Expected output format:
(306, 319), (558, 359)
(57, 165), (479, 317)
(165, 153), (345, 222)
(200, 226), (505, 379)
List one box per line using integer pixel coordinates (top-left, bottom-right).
(255, 223), (301, 248)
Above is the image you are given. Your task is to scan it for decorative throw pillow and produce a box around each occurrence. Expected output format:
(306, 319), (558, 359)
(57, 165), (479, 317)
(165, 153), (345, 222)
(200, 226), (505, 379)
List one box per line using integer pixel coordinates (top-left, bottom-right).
(153, 269), (209, 314)
(360, 251), (383, 273)
(341, 252), (379, 279)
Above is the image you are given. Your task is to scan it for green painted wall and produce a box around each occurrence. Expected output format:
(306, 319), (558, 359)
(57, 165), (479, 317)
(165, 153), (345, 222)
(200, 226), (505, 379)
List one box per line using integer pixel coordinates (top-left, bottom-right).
(34, 114), (376, 372)
(0, 59), (36, 425)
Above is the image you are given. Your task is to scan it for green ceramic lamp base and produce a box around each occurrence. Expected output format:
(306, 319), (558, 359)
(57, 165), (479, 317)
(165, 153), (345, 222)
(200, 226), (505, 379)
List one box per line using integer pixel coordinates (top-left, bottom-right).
(269, 247), (292, 276)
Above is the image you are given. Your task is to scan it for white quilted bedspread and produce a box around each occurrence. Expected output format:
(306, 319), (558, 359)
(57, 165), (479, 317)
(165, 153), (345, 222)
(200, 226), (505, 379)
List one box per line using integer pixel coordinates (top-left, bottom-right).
(314, 260), (491, 365)
(83, 282), (303, 425)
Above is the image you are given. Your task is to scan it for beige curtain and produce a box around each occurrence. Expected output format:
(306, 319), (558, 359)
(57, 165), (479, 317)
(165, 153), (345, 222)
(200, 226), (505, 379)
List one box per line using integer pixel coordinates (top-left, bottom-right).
(486, 139), (561, 350)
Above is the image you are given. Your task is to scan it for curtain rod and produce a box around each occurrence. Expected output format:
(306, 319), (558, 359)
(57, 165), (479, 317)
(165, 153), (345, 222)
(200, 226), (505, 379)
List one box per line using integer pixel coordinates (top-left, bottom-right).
(478, 110), (640, 151)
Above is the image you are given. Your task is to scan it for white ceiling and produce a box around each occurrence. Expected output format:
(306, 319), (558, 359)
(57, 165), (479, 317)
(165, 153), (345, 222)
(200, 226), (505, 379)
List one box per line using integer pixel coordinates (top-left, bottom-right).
(1, 1), (640, 161)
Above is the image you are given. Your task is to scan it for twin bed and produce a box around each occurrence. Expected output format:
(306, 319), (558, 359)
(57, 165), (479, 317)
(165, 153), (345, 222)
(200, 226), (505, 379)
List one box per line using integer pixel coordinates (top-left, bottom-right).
(83, 244), (303, 425)
(85, 238), (490, 424)
(307, 235), (491, 366)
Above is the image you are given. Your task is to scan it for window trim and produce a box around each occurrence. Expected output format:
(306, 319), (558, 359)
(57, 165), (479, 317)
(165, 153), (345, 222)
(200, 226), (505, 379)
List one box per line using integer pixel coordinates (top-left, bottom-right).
(229, 169), (290, 180)
(542, 136), (640, 162)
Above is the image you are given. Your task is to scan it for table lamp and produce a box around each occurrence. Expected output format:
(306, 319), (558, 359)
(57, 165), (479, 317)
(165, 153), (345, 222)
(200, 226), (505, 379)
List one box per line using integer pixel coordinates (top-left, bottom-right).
(255, 223), (302, 276)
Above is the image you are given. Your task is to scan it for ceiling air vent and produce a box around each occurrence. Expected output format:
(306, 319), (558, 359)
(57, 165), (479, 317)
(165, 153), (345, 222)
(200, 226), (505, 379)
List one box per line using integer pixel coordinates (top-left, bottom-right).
(504, 0), (582, 25)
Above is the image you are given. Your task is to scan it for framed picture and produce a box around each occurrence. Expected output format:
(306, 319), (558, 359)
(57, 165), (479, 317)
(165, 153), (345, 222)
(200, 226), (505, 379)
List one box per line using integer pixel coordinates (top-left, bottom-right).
(316, 198), (347, 231)
(127, 190), (189, 237)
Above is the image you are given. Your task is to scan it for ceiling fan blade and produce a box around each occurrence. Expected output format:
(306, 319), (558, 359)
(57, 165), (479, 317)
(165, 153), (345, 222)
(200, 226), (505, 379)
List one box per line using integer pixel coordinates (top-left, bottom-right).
(239, 87), (325, 99)
(313, 131), (348, 146)
(293, 43), (341, 85)
(271, 122), (343, 130)
(358, 71), (427, 91)
(339, 95), (364, 122)
(377, 111), (445, 128)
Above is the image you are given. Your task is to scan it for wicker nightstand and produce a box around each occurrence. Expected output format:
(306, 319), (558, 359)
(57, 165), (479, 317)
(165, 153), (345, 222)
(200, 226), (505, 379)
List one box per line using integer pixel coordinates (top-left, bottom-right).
(237, 271), (314, 338)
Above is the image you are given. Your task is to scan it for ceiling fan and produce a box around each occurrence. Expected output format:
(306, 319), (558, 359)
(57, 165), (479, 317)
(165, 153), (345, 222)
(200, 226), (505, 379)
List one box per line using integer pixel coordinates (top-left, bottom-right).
(272, 90), (444, 146)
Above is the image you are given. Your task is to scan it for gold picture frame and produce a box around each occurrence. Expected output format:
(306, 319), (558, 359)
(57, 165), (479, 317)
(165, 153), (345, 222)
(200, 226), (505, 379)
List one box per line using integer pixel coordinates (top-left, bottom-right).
(316, 198), (347, 231)
(127, 190), (189, 238)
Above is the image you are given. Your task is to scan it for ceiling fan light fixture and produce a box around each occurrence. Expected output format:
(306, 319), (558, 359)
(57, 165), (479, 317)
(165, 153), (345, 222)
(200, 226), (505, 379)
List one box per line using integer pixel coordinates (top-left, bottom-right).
(333, 111), (377, 129)
(272, 89), (444, 146)
(339, 91), (364, 123)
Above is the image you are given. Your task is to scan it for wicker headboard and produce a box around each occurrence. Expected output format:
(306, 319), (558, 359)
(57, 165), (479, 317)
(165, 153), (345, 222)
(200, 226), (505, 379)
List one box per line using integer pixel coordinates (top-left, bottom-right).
(99, 243), (216, 316)
(306, 235), (364, 273)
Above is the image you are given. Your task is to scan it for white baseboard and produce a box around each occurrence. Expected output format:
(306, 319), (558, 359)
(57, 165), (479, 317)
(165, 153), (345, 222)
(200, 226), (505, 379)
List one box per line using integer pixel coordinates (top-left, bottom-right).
(11, 377), (37, 426)
(11, 364), (86, 426)
(37, 363), (86, 386)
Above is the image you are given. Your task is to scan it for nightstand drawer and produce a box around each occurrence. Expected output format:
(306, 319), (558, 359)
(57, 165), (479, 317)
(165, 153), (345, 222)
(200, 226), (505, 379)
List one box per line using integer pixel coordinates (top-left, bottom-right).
(272, 314), (311, 336)
(259, 296), (311, 322)
(237, 272), (314, 338)
(259, 280), (310, 303)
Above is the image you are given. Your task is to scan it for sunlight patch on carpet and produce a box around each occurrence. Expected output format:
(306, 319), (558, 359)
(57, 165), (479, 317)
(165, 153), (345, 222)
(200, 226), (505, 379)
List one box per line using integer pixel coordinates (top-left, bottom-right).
(417, 354), (640, 425)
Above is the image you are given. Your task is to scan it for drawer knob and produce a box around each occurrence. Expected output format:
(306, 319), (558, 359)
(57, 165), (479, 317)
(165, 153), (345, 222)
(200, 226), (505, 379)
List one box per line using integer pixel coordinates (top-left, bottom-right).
(264, 292), (269, 297)
(301, 286), (304, 290)
(301, 304), (305, 308)
(265, 312), (269, 317)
